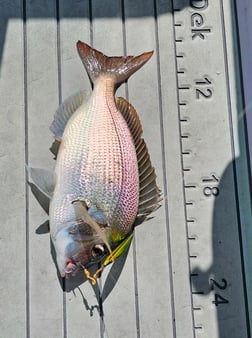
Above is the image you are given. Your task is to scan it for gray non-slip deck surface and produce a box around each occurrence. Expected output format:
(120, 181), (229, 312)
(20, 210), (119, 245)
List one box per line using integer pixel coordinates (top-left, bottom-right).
(0, 1), (251, 338)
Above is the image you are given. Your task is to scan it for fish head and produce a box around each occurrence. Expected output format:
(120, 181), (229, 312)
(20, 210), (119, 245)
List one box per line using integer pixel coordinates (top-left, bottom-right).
(53, 222), (108, 278)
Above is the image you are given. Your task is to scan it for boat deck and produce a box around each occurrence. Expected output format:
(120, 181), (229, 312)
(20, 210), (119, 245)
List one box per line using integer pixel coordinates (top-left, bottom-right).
(1, 1), (251, 338)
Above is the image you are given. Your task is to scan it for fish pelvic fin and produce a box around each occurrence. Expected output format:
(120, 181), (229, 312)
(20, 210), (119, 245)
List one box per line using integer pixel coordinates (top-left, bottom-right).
(29, 167), (55, 199)
(77, 41), (153, 87)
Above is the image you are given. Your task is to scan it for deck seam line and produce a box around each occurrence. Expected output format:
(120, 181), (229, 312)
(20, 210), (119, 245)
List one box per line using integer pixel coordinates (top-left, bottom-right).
(154, 1), (177, 337)
(56, 1), (66, 337)
(89, 0), (93, 47)
(121, 1), (140, 336)
(23, 1), (30, 337)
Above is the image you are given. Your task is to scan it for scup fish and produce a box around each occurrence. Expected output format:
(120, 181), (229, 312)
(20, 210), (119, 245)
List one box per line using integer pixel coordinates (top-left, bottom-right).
(31, 41), (161, 283)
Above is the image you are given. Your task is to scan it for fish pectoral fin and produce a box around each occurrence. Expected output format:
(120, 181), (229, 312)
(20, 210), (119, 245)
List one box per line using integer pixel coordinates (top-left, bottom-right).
(50, 90), (89, 141)
(88, 206), (107, 225)
(28, 167), (55, 199)
(72, 200), (112, 254)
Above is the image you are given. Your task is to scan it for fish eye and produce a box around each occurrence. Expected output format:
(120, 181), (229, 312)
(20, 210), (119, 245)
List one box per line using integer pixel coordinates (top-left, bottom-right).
(91, 244), (105, 258)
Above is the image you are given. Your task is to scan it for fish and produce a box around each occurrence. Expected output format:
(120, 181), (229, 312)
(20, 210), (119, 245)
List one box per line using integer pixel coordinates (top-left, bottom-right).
(30, 41), (161, 283)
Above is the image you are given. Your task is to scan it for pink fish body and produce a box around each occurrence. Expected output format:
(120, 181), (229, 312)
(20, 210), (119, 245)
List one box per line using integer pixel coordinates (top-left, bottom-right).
(31, 42), (161, 279)
(51, 76), (138, 236)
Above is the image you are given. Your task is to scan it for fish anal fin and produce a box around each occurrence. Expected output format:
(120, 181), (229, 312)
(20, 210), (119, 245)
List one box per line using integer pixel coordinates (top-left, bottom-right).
(50, 90), (89, 140)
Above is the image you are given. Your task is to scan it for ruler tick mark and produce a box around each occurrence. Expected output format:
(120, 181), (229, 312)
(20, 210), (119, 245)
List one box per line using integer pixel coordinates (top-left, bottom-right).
(179, 86), (190, 90)
(170, 3), (246, 335)
(188, 237), (196, 241)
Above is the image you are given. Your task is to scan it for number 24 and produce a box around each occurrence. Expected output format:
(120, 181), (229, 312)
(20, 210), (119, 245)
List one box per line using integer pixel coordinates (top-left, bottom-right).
(209, 278), (229, 306)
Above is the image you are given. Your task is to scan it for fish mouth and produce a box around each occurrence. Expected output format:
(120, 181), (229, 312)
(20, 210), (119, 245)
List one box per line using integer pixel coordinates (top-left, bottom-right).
(61, 259), (79, 278)
(61, 243), (108, 278)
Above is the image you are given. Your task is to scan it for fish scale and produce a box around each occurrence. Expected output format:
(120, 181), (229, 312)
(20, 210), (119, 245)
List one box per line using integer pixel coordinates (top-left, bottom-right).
(51, 78), (138, 237)
(86, 89), (138, 231)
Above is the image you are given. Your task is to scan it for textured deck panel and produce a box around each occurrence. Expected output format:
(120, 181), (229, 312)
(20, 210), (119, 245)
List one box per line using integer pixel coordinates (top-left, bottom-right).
(0, 2), (191, 338)
(0, 2), (26, 337)
(1, 1), (252, 338)
(26, 2), (63, 337)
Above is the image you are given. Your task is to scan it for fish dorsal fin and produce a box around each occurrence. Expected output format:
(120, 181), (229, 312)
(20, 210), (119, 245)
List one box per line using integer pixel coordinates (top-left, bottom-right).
(116, 97), (162, 225)
(50, 90), (89, 140)
(116, 97), (143, 142)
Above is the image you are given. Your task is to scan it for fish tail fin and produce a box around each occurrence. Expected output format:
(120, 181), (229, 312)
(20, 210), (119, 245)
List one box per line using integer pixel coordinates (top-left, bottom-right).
(77, 41), (153, 87)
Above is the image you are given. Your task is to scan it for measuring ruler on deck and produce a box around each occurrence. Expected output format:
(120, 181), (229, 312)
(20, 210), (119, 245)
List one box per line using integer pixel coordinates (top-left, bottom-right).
(172, 0), (251, 337)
